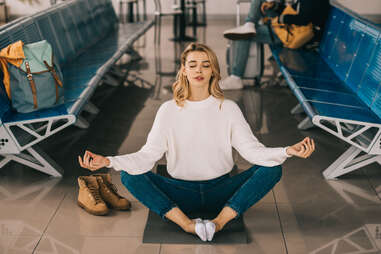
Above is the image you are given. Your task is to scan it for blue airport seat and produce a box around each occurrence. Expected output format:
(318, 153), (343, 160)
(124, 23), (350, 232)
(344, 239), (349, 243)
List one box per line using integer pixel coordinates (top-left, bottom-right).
(34, 14), (65, 65)
(8, 24), (29, 43)
(48, 9), (76, 64)
(271, 0), (381, 179)
(0, 35), (10, 50)
(1, 103), (69, 124)
(60, 6), (84, 54)
(0, 0), (154, 177)
(23, 19), (43, 43)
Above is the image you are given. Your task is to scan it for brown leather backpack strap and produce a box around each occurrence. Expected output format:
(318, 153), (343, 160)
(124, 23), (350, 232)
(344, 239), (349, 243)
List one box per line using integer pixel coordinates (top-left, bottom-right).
(56, 81), (59, 103)
(43, 60), (63, 87)
(25, 61), (38, 109)
(43, 60), (62, 103)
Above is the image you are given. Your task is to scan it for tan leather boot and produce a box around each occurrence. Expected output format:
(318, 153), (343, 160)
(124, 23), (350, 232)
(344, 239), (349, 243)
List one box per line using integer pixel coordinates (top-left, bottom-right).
(94, 173), (131, 211)
(77, 176), (109, 216)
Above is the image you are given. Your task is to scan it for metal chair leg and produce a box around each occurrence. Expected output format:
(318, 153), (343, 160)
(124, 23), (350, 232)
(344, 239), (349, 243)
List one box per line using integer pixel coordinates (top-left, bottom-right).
(201, 0), (206, 25)
(136, 0), (140, 22)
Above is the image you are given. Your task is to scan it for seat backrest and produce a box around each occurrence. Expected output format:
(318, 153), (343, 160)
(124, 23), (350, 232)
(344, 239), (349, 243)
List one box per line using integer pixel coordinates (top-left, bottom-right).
(2, 17), (42, 45)
(0, 17), (26, 33)
(320, 5), (381, 119)
(0, 30), (11, 50)
(103, 0), (118, 25)
(23, 19), (44, 43)
(7, 23), (29, 44)
(78, 0), (102, 43)
(68, 0), (99, 48)
(59, 2), (85, 57)
(86, 0), (117, 33)
(49, 6), (76, 65)
(34, 12), (65, 65)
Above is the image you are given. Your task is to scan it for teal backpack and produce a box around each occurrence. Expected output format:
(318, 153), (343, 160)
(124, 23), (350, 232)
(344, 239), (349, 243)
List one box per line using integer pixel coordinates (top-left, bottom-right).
(8, 40), (64, 113)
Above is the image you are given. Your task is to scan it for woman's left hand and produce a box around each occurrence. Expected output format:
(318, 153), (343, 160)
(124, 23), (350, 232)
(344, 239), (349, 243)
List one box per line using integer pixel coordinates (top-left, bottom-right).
(286, 137), (315, 159)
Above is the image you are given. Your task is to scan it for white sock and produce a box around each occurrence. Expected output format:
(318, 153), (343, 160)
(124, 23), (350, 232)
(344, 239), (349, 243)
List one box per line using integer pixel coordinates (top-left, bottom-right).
(203, 220), (216, 241)
(194, 218), (207, 241)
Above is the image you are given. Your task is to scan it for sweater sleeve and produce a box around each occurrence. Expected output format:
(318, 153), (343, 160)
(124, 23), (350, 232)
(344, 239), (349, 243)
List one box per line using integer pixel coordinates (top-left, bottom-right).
(282, 0), (314, 26)
(106, 104), (168, 174)
(230, 103), (291, 166)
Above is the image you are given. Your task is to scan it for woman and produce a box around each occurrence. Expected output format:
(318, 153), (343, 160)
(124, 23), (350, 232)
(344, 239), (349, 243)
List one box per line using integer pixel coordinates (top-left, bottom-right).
(78, 43), (315, 242)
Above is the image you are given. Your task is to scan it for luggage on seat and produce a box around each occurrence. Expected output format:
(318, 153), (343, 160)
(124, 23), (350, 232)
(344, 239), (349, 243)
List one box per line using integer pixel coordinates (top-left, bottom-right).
(0, 40), (64, 113)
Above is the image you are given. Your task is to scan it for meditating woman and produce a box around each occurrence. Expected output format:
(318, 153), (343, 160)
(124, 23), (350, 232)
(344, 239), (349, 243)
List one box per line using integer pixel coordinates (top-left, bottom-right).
(78, 43), (315, 242)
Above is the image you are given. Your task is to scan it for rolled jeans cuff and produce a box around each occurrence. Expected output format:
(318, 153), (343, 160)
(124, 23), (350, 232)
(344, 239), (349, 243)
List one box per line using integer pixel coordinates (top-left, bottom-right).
(159, 204), (178, 221)
(225, 203), (242, 218)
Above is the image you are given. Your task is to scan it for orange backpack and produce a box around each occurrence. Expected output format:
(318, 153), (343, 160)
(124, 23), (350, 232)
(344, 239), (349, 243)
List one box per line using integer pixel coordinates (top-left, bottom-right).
(271, 5), (314, 49)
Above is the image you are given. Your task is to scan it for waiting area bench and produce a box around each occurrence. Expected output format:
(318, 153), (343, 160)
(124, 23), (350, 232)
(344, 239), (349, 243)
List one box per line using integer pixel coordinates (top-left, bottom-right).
(270, 0), (381, 179)
(0, 0), (154, 177)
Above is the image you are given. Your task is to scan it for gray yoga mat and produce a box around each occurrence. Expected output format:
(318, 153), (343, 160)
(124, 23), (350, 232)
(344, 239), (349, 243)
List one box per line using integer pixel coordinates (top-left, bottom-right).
(142, 165), (248, 244)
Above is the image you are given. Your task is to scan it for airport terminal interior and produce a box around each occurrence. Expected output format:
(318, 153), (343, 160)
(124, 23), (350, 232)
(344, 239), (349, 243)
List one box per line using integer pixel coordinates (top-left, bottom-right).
(0, 0), (381, 253)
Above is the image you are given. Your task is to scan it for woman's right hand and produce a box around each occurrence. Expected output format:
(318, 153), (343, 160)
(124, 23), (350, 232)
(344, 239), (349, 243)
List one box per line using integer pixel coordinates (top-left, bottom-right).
(78, 150), (110, 171)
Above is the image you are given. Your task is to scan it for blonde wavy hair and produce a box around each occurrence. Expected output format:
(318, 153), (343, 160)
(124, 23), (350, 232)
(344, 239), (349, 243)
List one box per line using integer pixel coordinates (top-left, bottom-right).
(172, 43), (224, 108)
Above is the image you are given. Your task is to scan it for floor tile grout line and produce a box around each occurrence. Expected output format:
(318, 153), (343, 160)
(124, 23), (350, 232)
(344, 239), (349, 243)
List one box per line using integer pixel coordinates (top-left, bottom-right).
(272, 189), (289, 254)
(159, 243), (162, 254)
(32, 192), (68, 254)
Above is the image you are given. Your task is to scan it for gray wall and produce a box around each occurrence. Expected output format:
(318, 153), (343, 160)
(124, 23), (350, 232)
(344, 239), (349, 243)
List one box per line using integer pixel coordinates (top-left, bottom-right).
(5, 0), (381, 18)
(337, 0), (381, 14)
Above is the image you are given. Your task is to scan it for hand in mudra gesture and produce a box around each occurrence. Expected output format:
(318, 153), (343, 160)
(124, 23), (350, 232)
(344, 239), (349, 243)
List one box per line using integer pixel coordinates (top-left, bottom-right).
(78, 151), (110, 171)
(286, 137), (315, 159)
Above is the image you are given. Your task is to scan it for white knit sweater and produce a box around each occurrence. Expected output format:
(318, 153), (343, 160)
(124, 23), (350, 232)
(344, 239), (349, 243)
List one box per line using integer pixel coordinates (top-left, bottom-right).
(107, 96), (290, 180)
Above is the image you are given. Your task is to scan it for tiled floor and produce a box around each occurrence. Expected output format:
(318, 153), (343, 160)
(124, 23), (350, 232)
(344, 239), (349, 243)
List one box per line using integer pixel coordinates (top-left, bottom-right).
(1, 17), (381, 254)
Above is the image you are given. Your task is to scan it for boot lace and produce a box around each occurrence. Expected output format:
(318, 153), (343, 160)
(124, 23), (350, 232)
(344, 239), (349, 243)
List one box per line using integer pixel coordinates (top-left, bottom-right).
(88, 184), (103, 204)
(105, 182), (123, 198)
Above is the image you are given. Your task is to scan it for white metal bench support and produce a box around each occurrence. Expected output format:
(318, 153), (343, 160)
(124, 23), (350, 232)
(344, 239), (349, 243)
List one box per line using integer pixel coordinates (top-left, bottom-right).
(313, 116), (381, 153)
(83, 102), (100, 115)
(291, 103), (304, 115)
(125, 47), (143, 62)
(102, 74), (120, 87)
(1, 145), (63, 177)
(4, 115), (75, 152)
(74, 116), (90, 129)
(298, 117), (314, 130)
(109, 66), (126, 79)
(0, 156), (12, 168)
(323, 145), (381, 179)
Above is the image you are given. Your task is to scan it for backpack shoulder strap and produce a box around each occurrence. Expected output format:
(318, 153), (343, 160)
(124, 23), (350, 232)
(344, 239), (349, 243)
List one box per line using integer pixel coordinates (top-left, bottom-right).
(25, 61), (38, 109)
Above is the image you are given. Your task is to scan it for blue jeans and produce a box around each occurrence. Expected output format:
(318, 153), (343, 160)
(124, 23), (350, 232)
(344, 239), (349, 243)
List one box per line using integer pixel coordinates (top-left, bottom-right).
(232, 0), (282, 77)
(120, 165), (282, 219)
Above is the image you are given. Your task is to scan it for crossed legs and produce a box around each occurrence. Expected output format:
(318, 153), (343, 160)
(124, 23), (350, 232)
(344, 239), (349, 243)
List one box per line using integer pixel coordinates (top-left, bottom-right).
(120, 165), (282, 240)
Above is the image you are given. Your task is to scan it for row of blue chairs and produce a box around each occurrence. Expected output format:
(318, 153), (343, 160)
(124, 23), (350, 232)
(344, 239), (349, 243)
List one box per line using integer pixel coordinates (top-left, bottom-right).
(271, 0), (381, 179)
(0, 0), (154, 177)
